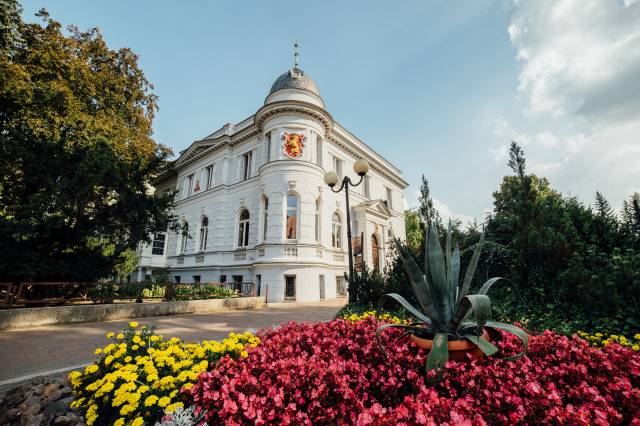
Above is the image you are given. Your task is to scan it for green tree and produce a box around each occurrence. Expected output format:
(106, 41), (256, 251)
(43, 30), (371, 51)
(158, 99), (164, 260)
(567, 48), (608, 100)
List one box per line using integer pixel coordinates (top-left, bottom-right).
(418, 175), (439, 227)
(0, 5), (175, 281)
(403, 209), (423, 253)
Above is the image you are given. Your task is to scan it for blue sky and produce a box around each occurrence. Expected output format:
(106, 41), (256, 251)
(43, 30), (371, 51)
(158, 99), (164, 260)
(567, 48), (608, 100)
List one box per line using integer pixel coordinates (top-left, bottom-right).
(20, 1), (640, 221)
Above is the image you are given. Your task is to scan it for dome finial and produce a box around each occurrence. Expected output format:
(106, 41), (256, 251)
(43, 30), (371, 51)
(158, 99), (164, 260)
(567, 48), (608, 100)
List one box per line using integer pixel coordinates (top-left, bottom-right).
(293, 41), (299, 68)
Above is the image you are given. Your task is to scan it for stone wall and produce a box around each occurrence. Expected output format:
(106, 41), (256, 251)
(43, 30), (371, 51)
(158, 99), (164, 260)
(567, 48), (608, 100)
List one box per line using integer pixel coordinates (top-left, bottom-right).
(0, 297), (265, 330)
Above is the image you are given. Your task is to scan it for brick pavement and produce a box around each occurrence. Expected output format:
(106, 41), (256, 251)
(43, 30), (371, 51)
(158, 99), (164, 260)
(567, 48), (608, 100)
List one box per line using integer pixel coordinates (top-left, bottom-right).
(0, 298), (345, 384)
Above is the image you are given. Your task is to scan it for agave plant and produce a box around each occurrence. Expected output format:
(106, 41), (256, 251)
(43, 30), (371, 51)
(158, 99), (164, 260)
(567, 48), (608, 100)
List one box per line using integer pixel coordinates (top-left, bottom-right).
(376, 224), (528, 374)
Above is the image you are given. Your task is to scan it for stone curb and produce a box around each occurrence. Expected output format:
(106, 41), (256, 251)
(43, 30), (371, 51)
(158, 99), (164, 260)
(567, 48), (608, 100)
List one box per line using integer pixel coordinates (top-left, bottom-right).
(0, 297), (265, 330)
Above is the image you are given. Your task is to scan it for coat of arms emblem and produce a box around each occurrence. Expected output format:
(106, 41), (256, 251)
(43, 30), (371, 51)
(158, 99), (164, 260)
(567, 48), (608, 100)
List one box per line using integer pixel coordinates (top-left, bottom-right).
(282, 132), (305, 159)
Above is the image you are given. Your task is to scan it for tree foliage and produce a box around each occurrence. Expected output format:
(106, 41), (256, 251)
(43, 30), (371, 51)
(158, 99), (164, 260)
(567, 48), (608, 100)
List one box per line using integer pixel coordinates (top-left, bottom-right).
(0, 3), (174, 281)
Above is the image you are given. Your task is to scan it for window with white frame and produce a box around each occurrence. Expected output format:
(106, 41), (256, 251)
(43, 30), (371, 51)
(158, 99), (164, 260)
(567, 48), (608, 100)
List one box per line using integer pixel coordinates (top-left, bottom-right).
(385, 187), (393, 209)
(183, 174), (194, 198)
(152, 233), (166, 255)
(237, 209), (250, 247)
(316, 137), (323, 167)
(199, 216), (208, 251)
(286, 194), (298, 240)
(242, 151), (252, 180)
(179, 221), (189, 254)
(332, 213), (342, 248)
(314, 199), (321, 242)
(205, 165), (214, 190)
(262, 197), (269, 241)
(266, 132), (272, 162)
(333, 155), (343, 178)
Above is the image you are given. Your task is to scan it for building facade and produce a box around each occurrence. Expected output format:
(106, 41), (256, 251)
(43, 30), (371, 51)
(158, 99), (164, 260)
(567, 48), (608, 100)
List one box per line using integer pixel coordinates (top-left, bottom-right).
(136, 63), (408, 302)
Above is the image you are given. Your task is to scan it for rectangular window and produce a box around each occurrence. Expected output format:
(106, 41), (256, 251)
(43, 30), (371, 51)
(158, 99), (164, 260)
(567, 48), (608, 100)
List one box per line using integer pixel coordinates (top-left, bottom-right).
(336, 275), (346, 297)
(314, 200), (320, 242)
(152, 233), (166, 255)
(285, 275), (296, 300)
(386, 187), (393, 209)
(263, 199), (269, 241)
(174, 276), (181, 284)
(187, 174), (194, 196)
(286, 195), (298, 240)
(266, 132), (272, 162)
(232, 275), (243, 283)
(242, 151), (252, 180)
(205, 165), (214, 189)
(333, 156), (342, 178)
(316, 138), (323, 167)
(193, 275), (201, 285)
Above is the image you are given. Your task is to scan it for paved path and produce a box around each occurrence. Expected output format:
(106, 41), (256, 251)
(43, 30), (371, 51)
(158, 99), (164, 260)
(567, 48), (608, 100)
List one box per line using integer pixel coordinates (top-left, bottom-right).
(0, 299), (345, 384)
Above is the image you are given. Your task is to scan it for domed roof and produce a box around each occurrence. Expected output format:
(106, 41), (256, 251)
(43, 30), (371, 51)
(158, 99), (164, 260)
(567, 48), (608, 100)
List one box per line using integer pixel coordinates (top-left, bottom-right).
(268, 67), (321, 97)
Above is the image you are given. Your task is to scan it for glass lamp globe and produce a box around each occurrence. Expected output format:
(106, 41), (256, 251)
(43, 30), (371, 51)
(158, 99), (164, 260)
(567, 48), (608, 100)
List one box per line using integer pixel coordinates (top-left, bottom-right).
(353, 159), (370, 176)
(324, 171), (339, 187)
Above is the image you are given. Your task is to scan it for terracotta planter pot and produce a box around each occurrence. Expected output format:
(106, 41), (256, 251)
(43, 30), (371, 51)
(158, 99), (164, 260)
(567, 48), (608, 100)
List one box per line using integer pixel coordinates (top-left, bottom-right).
(409, 328), (491, 361)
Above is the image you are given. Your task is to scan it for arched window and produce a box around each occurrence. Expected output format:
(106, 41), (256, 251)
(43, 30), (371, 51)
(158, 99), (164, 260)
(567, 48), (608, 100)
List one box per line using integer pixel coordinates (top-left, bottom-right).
(238, 209), (250, 247)
(180, 221), (189, 254)
(286, 194), (298, 240)
(371, 234), (380, 272)
(262, 197), (269, 241)
(314, 199), (321, 242)
(332, 213), (342, 248)
(199, 216), (209, 251)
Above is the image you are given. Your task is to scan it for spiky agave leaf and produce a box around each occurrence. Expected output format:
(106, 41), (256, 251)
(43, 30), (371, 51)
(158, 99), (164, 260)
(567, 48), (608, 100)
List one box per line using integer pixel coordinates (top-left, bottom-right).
(457, 231), (485, 304)
(477, 277), (504, 295)
(462, 333), (498, 356)
(426, 225), (450, 322)
(485, 321), (529, 360)
(377, 293), (433, 326)
(447, 294), (491, 335)
(394, 239), (443, 327)
(425, 333), (449, 381)
(450, 244), (461, 315)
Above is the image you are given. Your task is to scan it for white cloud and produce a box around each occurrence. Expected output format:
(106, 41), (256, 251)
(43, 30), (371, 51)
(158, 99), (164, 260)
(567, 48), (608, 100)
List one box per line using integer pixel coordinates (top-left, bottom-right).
(500, 0), (640, 207)
(432, 198), (476, 227)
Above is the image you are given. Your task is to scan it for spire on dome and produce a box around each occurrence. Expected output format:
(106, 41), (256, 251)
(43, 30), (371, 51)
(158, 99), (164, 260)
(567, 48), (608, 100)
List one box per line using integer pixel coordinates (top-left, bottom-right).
(293, 41), (300, 68)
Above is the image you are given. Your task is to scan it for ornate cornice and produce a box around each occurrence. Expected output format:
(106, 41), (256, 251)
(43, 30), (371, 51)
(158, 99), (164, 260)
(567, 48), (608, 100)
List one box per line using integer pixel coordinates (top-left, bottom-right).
(255, 100), (333, 134)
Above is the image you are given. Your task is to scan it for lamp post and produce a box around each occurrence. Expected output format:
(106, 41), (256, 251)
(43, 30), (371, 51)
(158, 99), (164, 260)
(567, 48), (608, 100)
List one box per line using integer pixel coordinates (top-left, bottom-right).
(324, 158), (370, 303)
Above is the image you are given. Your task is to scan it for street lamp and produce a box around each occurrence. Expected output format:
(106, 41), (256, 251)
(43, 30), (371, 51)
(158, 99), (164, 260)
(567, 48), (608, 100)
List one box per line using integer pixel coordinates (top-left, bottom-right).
(324, 158), (370, 302)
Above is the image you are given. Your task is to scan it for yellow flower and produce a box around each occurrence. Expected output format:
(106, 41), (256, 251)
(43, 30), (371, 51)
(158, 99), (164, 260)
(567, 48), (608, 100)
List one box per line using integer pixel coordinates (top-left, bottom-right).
(131, 417), (144, 426)
(105, 355), (114, 365)
(117, 333), (124, 340)
(94, 348), (102, 355)
(633, 345), (639, 351)
(144, 395), (158, 406)
(125, 356), (132, 363)
(113, 419), (125, 426)
(241, 351), (249, 358)
(132, 345), (139, 351)
(158, 396), (171, 407)
(107, 332), (115, 338)
(85, 364), (99, 374)
(133, 335), (141, 344)
(129, 321), (139, 328)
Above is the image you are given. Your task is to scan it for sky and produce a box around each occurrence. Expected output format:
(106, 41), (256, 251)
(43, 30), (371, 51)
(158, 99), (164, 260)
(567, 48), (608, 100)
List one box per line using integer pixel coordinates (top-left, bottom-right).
(20, 0), (640, 223)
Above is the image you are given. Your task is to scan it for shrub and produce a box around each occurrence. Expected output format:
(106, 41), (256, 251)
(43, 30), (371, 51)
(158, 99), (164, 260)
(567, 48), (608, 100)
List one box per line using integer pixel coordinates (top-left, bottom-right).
(68, 322), (259, 425)
(191, 317), (640, 425)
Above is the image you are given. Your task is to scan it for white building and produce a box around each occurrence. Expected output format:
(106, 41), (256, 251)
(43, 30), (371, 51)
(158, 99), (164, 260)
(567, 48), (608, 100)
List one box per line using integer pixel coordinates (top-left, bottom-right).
(136, 58), (408, 302)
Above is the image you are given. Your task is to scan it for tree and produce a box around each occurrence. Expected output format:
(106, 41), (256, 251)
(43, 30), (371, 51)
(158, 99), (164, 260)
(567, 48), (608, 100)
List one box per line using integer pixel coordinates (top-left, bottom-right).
(403, 209), (423, 253)
(0, 5), (175, 281)
(418, 175), (439, 227)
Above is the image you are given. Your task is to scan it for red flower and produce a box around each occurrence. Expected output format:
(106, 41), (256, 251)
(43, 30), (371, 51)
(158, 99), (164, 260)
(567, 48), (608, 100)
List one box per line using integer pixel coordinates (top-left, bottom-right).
(189, 317), (640, 425)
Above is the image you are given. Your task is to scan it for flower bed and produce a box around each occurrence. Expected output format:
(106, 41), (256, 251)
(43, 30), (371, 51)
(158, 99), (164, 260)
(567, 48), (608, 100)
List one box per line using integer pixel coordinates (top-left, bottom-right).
(190, 317), (640, 425)
(577, 330), (640, 350)
(68, 322), (259, 425)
